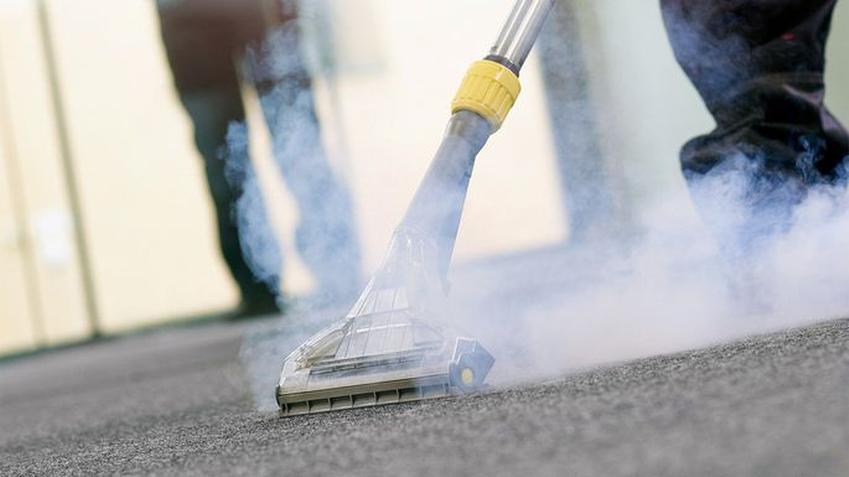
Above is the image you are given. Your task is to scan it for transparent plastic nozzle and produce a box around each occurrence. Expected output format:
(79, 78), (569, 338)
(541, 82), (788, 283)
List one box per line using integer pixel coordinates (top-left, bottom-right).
(275, 110), (496, 416)
(276, 225), (493, 416)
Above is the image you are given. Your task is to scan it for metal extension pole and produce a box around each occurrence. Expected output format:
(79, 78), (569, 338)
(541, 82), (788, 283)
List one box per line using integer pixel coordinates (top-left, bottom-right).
(35, 0), (102, 337)
(487, 0), (556, 75)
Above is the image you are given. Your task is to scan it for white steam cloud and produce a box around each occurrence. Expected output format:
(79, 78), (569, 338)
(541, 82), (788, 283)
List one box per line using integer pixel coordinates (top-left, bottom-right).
(452, 167), (849, 384)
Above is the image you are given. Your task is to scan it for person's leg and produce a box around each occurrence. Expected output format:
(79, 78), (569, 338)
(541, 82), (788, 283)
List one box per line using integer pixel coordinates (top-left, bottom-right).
(661, 0), (848, 252)
(245, 22), (363, 306)
(157, 2), (282, 314)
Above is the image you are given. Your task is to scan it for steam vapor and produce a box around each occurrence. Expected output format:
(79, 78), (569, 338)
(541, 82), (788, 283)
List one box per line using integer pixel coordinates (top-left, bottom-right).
(235, 5), (849, 409)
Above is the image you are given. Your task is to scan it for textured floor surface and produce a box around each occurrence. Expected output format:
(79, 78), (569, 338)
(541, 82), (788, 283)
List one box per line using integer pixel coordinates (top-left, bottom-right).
(1, 314), (847, 476)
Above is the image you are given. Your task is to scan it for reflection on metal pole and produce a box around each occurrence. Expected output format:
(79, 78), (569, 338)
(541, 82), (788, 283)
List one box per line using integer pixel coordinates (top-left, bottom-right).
(35, 0), (102, 337)
(0, 37), (48, 346)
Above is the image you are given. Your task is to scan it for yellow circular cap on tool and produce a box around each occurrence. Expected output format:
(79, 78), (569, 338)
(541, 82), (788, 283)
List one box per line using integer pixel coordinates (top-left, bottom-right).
(451, 60), (521, 132)
(460, 368), (476, 385)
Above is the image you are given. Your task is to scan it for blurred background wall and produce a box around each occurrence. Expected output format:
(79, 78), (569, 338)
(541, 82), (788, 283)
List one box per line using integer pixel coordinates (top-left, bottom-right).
(1, 0), (847, 355)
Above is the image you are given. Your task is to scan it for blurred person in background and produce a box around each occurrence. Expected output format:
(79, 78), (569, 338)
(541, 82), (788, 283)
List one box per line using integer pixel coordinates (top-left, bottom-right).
(661, 0), (848, 254)
(156, 0), (362, 318)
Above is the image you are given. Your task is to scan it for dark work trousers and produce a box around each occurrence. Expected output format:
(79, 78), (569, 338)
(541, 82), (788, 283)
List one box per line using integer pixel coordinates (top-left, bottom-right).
(661, 0), (848, 253)
(157, 0), (362, 307)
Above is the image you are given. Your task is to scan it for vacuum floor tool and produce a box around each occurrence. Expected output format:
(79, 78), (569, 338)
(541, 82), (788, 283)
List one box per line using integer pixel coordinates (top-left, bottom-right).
(276, 0), (555, 416)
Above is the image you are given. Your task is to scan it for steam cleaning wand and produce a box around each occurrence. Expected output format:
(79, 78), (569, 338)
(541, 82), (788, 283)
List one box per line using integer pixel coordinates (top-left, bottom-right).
(275, 0), (556, 415)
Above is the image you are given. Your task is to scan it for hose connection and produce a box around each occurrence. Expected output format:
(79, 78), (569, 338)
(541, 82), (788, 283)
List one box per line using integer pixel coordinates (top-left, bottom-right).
(451, 60), (521, 132)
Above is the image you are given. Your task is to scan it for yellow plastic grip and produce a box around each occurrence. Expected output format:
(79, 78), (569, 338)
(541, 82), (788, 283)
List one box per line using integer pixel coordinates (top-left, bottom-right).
(451, 60), (521, 132)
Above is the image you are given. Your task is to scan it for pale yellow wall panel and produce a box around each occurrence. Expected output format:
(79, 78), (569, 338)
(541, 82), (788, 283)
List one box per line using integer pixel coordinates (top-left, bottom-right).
(0, 218), (38, 354)
(0, 0), (91, 345)
(0, 121), (39, 354)
(0, 250), (38, 353)
(42, 0), (238, 331)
